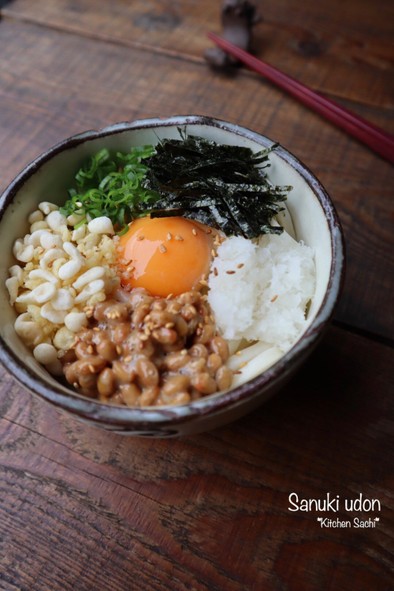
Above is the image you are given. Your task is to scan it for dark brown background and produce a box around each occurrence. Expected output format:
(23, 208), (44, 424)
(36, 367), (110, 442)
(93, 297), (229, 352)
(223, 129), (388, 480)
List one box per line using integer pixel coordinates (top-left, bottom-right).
(0, 1), (393, 589)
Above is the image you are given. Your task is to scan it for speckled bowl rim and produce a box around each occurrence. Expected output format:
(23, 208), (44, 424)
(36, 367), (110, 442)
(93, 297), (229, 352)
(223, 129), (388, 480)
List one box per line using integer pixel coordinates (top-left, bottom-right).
(0, 115), (345, 428)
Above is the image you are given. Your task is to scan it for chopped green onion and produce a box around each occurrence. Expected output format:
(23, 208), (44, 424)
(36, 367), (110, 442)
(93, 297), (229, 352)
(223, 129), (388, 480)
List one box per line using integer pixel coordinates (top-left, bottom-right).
(60, 145), (160, 232)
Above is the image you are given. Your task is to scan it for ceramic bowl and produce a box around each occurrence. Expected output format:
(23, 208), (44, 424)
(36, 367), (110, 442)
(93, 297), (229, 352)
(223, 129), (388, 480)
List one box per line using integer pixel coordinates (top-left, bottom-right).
(0, 115), (345, 436)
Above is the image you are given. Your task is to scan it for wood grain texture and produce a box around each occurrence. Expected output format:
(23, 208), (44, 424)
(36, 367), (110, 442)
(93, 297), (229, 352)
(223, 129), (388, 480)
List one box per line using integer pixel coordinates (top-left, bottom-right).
(1, 327), (393, 591)
(0, 17), (392, 340)
(2, 0), (394, 110)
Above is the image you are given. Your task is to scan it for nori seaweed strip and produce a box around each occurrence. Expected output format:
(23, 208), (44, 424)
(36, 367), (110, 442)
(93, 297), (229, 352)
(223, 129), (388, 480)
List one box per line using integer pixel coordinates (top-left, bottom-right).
(143, 134), (291, 238)
(149, 194), (241, 236)
(185, 203), (240, 236)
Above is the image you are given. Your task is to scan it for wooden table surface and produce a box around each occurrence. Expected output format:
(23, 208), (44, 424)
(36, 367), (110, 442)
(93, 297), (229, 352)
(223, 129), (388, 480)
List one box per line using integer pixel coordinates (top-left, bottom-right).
(0, 1), (393, 589)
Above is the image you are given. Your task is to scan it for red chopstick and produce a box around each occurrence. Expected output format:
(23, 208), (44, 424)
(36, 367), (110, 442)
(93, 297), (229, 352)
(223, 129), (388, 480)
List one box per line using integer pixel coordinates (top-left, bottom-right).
(208, 32), (394, 165)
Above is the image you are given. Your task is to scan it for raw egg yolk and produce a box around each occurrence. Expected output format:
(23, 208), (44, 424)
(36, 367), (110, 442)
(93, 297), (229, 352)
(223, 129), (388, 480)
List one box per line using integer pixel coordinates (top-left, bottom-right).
(117, 217), (213, 297)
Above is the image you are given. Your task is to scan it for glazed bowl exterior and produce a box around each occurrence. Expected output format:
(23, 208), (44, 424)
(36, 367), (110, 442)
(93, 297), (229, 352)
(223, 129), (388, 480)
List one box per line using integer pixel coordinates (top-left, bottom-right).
(0, 115), (345, 436)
